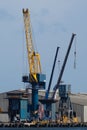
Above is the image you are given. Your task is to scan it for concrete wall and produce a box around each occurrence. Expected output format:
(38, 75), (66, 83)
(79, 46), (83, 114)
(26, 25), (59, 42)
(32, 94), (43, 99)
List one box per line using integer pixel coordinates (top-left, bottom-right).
(0, 93), (8, 112)
(0, 113), (10, 122)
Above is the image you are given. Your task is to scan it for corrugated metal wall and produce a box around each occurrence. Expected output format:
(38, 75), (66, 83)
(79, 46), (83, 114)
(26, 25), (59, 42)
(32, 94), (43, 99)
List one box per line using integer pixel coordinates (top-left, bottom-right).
(72, 103), (84, 122)
(84, 106), (87, 122)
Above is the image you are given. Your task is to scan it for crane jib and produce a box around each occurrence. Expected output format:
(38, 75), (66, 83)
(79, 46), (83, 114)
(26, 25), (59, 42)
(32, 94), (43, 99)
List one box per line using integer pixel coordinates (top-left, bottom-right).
(52, 33), (76, 99)
(23, 8), (41, 75)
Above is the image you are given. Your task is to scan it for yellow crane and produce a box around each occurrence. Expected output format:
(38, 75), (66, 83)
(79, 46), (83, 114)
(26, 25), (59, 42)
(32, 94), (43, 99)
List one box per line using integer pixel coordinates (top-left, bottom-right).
(22, 8), (41, 82)
(22, 8), (46, 116)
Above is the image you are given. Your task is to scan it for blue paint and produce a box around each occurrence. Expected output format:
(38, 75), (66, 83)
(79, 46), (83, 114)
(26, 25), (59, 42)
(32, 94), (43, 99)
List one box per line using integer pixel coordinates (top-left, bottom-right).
(20, 99), (28, 119)
(32, 86), (38, 112)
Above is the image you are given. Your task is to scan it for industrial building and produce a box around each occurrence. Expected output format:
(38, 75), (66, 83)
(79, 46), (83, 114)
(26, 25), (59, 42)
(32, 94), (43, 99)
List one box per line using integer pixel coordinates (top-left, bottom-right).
(70, 94), (87, 122)
(0, 8), (86, 127)
(0, 89), (87, 122)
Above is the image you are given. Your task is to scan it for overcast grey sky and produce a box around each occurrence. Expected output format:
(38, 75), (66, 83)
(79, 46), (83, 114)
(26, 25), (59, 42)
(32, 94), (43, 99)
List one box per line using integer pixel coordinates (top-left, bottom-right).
(0, 0), (87, 93)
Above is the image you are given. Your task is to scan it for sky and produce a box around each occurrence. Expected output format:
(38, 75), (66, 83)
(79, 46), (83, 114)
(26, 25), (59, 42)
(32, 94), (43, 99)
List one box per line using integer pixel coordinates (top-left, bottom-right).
(0, 0), (87, 93)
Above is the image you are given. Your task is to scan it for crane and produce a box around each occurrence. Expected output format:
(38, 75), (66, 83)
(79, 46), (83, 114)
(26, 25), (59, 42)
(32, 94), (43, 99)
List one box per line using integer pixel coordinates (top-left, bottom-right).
(40, 33), (76, 120)
(22, 8), (46, 117)
(52, 33), (76, 122)
(39, 47), (59, 119)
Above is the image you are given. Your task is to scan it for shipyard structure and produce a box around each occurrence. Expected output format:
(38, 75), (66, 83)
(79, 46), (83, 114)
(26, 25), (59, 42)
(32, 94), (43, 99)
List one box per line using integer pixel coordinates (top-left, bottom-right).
(0, 8), (86, 128)
(0, 88), (87, 123)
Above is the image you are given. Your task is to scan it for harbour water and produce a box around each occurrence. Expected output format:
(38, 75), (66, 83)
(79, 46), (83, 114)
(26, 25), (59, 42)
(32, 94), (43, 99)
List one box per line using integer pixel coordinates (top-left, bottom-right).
(0, 128), (86, 130)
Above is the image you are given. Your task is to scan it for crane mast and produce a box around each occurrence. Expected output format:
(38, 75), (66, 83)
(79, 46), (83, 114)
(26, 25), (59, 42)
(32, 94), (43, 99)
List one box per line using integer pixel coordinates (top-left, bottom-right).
(23, 9), (41, 82)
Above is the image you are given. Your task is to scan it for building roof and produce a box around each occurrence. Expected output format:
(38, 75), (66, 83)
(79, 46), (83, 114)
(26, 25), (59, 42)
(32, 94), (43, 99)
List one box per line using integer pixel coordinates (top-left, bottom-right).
(1, 89), (87, 106)
(70, 94), (87, 106)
